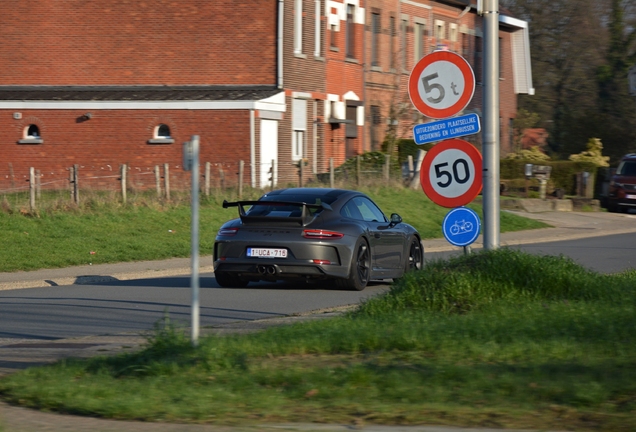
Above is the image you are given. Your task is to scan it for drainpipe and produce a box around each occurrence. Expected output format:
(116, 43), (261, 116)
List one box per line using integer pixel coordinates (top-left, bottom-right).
(277, 0), (284, 89)
(457, 6), (470, 19)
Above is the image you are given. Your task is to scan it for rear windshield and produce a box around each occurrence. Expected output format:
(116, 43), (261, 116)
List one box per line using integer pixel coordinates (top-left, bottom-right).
(617, 161), (636, 176)
(246, 194), (338, 217)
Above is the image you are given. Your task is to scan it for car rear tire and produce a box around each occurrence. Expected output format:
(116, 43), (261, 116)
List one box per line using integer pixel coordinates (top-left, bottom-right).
(214, 271), (249, 288)
(405, 237), (424, 273)
(337, 237), (370, 291)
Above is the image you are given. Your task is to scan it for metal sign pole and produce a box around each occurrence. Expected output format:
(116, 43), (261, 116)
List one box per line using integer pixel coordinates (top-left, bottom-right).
(482, 0), (500, 250)
(190, 135), (200, 346)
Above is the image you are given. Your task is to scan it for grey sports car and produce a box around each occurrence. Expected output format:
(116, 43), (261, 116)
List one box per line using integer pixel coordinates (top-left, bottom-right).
(213, 188), (424, 290)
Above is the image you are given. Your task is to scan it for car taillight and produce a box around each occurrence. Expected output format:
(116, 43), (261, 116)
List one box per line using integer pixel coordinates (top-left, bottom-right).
(218, 227), (239, 236)
(303, 229), (344, 239)
(313, 259), (332, 265)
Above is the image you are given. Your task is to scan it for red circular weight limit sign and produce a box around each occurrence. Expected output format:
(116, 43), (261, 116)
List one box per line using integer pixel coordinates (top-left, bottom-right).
(420, 139), (482, 208)
(408, 51), (475, 119)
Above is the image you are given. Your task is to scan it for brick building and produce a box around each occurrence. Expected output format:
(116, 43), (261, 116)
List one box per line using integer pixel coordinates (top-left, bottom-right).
(364, 0), (534, 155)
(0, 0), (532, 193)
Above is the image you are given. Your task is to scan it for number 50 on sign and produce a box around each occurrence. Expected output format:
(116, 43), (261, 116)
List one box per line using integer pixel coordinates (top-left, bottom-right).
(420, 139), (483, 208)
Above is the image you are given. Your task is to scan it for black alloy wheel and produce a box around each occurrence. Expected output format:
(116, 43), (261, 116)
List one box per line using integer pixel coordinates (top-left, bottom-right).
(338, 237), (370, 291)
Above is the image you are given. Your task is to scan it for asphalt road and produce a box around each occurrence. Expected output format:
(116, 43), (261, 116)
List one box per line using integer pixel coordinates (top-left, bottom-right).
(429, 231), (636, 274)
(0, 277), (390, 340)
(2, 231), (635, 341)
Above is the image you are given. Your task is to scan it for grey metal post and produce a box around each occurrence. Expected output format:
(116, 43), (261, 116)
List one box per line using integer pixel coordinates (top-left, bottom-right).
(482, 0), (500, 250)
(190, 136), (200, 346)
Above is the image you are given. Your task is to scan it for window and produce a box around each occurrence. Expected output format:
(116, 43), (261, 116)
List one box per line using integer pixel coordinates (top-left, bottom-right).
(292, 98), (307, 160)
(414, 22), (425, 63)
(450, 24), (458, 43)
(389, 16), (396, 70)
(370, 105), (381, 150)
(499, 37), (503, 78)
(294, 0), (303, 54)
(314, 0), (322, 57)
(475, 34), (483, 83)
(341, 197), (386, 222)
(330, 24), (338, 49)
(346, 4), (355, 58)
(401, 19), (408, 70)
(371, 12), (380, 67)
(19, 124), (43, 144)
(156, 124), (171, 139)
(26, 125), (40, 139)
(148, 123), (175, 144)
(435, 20), (445, 41)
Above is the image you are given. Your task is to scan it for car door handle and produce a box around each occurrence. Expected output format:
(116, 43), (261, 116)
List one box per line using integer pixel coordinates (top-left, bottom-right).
(374, 233), (381, 238)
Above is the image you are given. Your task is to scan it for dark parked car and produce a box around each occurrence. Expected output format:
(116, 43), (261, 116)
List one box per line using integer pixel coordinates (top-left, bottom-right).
(213, 188), (424, 290)
(607, 154), (636, 213)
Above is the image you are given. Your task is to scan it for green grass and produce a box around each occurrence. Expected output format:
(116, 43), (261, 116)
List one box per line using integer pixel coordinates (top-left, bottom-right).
(0, 186), (548, 272)
(1, 249), (634, 430)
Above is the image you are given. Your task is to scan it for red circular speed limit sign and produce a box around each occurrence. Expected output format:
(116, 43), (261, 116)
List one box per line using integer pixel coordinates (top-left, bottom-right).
(408, 51), (475, 119)
(420, 139), (482, 208)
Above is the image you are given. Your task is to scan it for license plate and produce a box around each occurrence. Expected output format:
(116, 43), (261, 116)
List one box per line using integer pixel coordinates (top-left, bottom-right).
(247, 248), (287, 258)
(626, 194), (636, 199)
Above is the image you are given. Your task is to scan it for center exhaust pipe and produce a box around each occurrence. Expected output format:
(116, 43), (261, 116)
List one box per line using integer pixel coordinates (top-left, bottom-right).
(257, 265), (267, 275)
(266, 265), (276, 275)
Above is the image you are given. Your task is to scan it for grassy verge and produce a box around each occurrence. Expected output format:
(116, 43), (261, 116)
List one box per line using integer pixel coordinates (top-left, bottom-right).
(1, 249), (634, 431)
(0, 187), (548, 272)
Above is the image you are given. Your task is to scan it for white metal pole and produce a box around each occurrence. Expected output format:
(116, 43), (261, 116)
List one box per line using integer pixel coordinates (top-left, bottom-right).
(482, 0), (500, 250)
(190, 135), (200, 346)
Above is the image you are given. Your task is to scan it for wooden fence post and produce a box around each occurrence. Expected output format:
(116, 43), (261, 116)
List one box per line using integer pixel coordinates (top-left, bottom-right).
(73, 164), (80, 205)
(154, 165), (161, 198)
(356, 155), (361, 187)
(29, 167), (36, 212)
(238, 160), (244, 199)
(163, 163), (170, 200)
(204, 162), (211, 197)
(219, 166), (225, 190)
(120, 164), (127, 204)
(36, 169), (41, 200)
(329, 158), (334, 188)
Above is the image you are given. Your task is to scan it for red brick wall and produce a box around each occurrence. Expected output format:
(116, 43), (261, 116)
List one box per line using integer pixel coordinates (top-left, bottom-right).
(0, 110), (252, 191)
(0, 0), (277, 85)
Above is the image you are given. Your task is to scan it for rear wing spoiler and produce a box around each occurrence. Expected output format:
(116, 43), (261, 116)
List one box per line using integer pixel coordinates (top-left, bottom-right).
(222, 200), (332, 226)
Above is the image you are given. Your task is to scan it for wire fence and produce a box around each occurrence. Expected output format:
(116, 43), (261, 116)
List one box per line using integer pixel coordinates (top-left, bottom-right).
(1, 155), (421, 212)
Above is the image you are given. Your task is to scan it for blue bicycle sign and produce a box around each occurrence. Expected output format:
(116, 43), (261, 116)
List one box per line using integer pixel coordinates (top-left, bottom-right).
(442, 207), (481, 247)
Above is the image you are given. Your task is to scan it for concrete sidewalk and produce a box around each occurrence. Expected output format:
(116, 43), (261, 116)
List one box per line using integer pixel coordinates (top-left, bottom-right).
(0, 210), (634, 432)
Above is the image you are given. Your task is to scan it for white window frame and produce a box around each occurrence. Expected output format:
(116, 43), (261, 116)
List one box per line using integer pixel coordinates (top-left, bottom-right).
(450, 23), (458, 43)
(314, 0), (321, 57)
(435, 20), (445, 41)
(292, 98), (307, 161)
(294, 0), (303, 54)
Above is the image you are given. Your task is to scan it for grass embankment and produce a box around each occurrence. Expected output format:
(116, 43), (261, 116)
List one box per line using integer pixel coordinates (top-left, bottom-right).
(0, 187), (547, 272)
(1, 249), (634, 431)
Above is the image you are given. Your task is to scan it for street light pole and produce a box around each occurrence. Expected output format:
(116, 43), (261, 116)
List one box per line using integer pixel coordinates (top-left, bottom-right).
(482, 0), (500, 250)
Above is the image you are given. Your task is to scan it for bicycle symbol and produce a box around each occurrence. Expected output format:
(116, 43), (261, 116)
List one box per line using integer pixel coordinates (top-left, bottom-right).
(449, 220), (473, 236)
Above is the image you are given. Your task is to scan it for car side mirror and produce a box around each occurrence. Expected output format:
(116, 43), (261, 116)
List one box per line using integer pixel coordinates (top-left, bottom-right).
(389, 213), (402, 227)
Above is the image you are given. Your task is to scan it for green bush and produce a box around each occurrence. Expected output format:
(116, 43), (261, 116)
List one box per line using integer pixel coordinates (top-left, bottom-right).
(500, 159), (600, 195)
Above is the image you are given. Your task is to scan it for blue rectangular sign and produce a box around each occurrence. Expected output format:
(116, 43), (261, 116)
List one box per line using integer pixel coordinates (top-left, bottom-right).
(413, 113), (481, 145)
